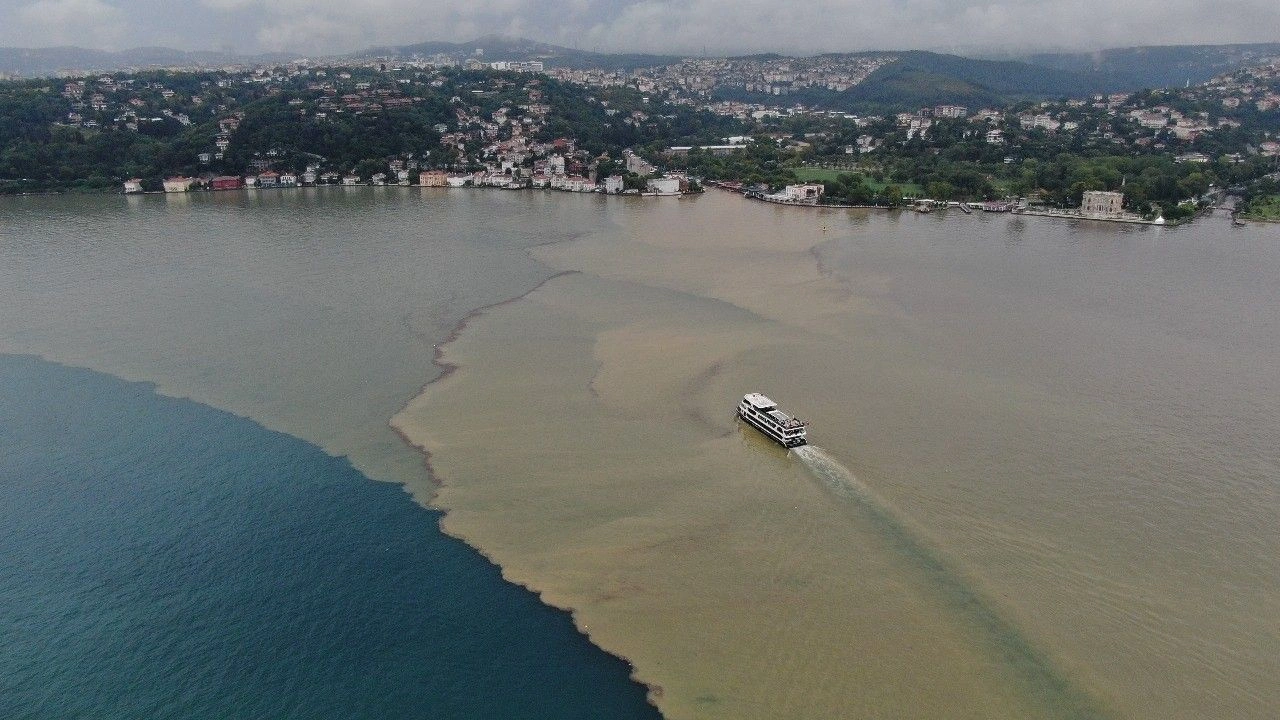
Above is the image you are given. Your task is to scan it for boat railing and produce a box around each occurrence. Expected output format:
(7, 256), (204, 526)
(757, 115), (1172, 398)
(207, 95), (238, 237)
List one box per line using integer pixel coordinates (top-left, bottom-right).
(741, 401), (808, 430)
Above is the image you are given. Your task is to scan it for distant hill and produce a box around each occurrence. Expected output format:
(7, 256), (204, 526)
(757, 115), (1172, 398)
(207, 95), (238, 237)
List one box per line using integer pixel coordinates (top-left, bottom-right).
(5, 35), (1277, 107)
(714, 50), (1129, 114)
(1019, 43), (1280, 90)
(842, 51), (1121, 110)
(0, 46), (296, 77)
(359, 34), (679, 72)
(0, 36), (677, 77)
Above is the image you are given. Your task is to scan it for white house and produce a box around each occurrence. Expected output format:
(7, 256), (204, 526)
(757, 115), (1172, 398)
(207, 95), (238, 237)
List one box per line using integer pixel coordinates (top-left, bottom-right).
(646, 177), (681, 195)
(162, 177), (195, 193)
(781, 184), (824, 203)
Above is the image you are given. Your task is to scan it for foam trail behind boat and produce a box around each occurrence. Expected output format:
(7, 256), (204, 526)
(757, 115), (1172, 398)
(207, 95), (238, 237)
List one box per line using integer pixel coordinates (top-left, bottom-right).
(793, 444), (896, 513)
(791, 443), (1109, 720)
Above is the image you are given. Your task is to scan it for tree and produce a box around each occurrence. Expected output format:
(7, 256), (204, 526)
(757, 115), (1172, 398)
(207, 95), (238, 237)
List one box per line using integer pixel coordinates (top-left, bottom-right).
(878, 184), (904, 207)
(925, 180), (955, 201)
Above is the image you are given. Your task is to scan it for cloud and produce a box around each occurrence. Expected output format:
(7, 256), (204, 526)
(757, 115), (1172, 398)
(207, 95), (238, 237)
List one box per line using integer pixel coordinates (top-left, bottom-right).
(556, 0), (1280, 54)
(229, 0), (1280, 55)
(2, 0), (1279, 54)
(13, 0), (127, 47)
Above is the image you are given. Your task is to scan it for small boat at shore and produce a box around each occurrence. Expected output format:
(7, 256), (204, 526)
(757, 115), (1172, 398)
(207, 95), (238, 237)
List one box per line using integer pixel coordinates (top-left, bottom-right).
(738, 393), (808, 448)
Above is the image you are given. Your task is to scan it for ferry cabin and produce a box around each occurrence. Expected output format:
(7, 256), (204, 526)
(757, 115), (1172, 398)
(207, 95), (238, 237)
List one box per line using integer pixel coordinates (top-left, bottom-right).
(738, 393), (808, 448)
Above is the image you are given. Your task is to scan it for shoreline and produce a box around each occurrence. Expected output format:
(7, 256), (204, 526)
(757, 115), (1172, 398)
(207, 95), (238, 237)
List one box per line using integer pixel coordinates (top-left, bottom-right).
(3, 181), (1210, 229)
(1236, 213), (1280, 223)
(709, 180), (1196, 226)
(110, 183), (702, 198)
(1010, 207), (1169, 225)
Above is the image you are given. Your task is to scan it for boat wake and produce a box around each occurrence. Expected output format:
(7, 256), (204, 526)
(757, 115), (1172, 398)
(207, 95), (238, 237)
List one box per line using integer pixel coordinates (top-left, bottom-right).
(792, 443), (1108, 720)
(793, 444), (893, 510)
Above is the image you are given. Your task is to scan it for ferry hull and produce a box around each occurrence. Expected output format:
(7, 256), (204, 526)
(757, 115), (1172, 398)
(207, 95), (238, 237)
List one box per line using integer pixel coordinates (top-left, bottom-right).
(738, 408), (808, 448)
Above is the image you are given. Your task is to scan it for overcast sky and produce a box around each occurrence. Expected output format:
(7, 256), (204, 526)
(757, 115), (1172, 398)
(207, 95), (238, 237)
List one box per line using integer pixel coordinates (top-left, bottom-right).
(2, 0), (1277, 56)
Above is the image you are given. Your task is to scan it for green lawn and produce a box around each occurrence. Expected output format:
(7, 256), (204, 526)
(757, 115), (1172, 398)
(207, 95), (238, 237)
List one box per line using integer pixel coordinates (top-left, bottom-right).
(792, 166), (924, 196)
(866, 179), (925, 196)
(1241, 195), (1280, 221)
(792, 166), (851, 183)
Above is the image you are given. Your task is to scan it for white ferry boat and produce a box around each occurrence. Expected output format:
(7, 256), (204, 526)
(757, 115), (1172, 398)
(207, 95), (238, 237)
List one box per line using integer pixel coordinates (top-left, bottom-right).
(737, 393), (808, 448)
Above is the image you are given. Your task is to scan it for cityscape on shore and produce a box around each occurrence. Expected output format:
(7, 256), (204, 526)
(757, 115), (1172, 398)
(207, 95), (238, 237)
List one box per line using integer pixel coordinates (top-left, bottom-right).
(2, 41), (1279, 221)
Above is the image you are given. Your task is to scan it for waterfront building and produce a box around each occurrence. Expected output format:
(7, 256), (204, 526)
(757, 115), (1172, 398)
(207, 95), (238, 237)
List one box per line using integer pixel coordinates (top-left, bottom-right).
(419, 170), (448, 187)
(782, 183), (824, 203)
(211, 176), (243, 191)
(162, 177), (195, 193)
(623, 149), (656, 176)
(646, 177), (681, 195)
(1082, 190), (1124, 217)
(123, 178), (143, 194)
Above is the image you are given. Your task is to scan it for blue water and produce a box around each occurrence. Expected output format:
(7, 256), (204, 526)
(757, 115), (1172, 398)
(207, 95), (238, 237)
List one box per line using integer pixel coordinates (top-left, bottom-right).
(0, 354), (660, 720)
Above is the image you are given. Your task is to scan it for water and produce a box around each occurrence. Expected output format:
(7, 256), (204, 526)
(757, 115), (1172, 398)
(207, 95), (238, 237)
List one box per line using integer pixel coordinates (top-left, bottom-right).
(396, 193), (1280, 719)
(0, 354), (659, 720)
(794, 444), (1104, 720)
(3, 189), (1279, 719)
(0, 187), (590, 489)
